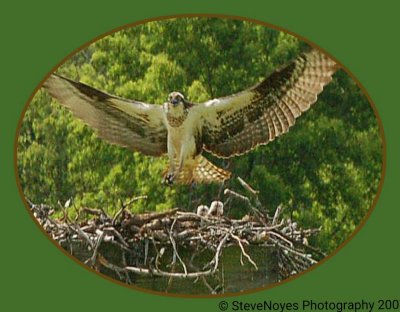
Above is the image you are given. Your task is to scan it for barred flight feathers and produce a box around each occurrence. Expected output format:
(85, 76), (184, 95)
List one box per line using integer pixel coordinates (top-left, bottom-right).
(42, 74), (168, 156)
(198, 49), (338, 158)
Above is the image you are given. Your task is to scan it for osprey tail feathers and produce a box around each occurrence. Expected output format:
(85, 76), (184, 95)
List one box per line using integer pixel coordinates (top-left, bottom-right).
(172, 155), (231, 184)
(193, 155), (231, 184)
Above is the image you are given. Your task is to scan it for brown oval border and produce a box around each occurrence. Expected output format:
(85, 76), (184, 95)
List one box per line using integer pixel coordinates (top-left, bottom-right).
(13, 13), (387, 298)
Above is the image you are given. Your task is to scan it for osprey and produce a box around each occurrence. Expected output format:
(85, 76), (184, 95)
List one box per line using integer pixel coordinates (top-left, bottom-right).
(42, 49), (337, 184)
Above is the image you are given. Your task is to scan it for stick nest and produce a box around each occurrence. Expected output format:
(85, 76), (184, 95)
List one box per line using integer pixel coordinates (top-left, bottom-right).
(29, 181), (324, 294)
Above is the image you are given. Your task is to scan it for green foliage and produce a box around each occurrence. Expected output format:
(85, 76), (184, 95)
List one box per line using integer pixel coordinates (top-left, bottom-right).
(17, 18), (383, 253)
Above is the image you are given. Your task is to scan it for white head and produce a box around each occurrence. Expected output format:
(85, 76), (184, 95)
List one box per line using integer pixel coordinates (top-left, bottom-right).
(196, 205), (209, 217)
(168, 91), (185, 106)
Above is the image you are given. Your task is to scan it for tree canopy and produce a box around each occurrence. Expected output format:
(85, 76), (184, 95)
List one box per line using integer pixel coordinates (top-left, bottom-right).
(17, 17), (383, 252)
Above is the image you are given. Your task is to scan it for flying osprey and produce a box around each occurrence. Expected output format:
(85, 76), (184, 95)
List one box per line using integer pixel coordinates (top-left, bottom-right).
(42, 49), (337, 185)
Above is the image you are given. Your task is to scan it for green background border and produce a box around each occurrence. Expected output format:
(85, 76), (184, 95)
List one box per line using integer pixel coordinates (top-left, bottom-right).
(2, 0), (398, 310)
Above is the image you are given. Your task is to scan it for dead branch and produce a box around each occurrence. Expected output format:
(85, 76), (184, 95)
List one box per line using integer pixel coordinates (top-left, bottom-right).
(212, 233), (230, 273)
(112, 195), (147, 226)
(230, 233), (258, 270)
(169, 218), (188, 275)
(223, 189), (266, 224)
(237, 176), (259, 196)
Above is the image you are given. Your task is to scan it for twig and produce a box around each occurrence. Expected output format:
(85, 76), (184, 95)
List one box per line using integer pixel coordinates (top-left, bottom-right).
(237, 177), (263, 209)
(275, 242), (317, 265)
(69, 223), (94, 249)
(237, 176), (259, 196)
(112, 195), (147, 226)
(231, 233), (258, 270)
(188, 262), (216, 294)
(169, 218), (188, 276)
(99, 254), (215, 279)
(103, 227), (129, 248)
(268, 231), (294, 247)
(213, 233), (230, 273)
(224, 189), (266, 224)
(272, 205), (283, 225)
(124, 266), (213, 278)
(89, 230), (105, 267)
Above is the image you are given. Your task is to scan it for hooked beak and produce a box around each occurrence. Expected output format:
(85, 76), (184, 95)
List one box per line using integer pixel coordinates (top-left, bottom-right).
(171, 98), (179, 105)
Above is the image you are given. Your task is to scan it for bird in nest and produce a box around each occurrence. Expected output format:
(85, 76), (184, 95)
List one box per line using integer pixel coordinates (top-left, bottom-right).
(196, 201), (224, 218)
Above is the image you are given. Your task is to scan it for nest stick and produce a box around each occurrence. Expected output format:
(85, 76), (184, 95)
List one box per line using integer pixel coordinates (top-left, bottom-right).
(231, 233), (258, 270)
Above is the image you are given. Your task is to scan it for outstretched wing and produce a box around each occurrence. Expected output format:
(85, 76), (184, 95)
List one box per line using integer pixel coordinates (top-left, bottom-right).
(197, 49), (338, 158)
(42, 74), (167, 156)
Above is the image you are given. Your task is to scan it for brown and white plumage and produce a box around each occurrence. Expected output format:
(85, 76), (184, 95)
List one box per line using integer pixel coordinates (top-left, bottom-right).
(196, 49), (338, 158)
(43, 74), (167, 156)
(42, 49), (337, 185)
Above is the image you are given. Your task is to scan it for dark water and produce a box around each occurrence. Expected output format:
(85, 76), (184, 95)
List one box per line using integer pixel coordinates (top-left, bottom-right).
(62, 241), (279, 295)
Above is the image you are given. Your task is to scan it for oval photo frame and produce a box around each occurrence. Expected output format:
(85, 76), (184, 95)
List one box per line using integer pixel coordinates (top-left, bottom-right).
(14, 14), (385, 297)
